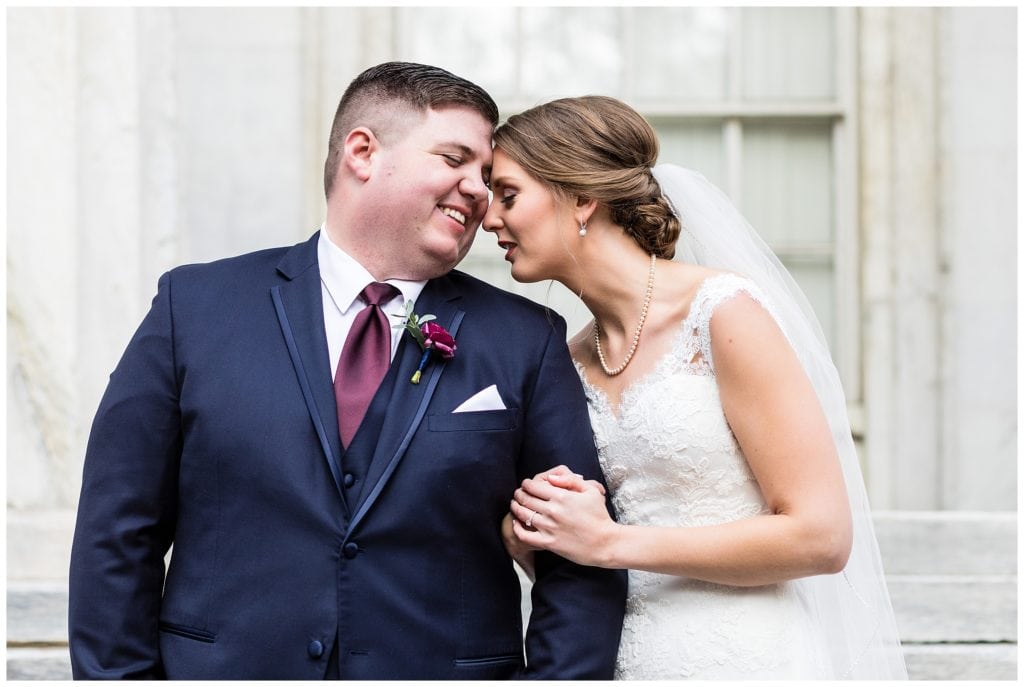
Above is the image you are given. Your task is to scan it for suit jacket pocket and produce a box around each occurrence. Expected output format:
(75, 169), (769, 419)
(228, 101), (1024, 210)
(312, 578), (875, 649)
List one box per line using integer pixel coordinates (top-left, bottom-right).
(159, 620), (216, 643)
(453, 653), (523, 679)
(427, 409), (520, 432)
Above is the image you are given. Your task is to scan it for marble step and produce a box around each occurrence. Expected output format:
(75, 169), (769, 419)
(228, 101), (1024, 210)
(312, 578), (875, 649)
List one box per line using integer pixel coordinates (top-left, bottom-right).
(7, 643), (1018, 681)
(7, 582), (68, 645)
(887, 574), (1016, 643)
(6, 648), (72, 681)
(872, 511), (1016, 575)
(902, 643), (1018, 681)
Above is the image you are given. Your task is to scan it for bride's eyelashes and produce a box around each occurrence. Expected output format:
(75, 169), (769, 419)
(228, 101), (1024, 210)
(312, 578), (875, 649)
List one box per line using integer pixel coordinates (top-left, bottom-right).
(500, 192), (517, 208)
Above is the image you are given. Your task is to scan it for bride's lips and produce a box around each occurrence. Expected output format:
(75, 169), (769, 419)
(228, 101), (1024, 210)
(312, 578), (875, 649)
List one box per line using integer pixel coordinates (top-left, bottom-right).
(497, 240), (517, 262)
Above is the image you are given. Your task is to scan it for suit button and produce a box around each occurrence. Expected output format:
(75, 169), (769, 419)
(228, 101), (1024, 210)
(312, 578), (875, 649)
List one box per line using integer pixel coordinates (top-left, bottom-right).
(343, 542), (359, 559)
(343, 473), (355, 488)
(308, 640), (324, 658)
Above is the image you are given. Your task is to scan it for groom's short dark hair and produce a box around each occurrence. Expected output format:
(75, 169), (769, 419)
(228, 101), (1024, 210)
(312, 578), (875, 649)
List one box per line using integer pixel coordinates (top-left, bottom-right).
(323, 61), (498, 197)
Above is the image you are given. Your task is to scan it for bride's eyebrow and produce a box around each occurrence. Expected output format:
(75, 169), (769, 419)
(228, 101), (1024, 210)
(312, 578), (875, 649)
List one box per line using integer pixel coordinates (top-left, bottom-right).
(489, 176), (514, 189)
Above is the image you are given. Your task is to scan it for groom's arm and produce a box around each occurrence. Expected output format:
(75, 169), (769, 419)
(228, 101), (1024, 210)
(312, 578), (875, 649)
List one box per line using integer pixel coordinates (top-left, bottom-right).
(518, 317), (627, 680)
(68, 271), (180, 679)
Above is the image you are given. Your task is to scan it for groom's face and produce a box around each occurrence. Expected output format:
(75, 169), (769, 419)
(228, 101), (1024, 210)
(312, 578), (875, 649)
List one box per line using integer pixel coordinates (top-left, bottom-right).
(367, 105), (493, 280)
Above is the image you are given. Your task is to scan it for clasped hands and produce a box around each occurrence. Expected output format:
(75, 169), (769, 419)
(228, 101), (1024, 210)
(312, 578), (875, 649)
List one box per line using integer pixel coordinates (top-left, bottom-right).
(502, 465), (618, 577)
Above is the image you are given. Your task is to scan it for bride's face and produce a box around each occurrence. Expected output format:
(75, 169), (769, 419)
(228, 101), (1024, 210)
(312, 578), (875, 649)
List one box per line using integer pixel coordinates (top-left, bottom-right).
(482, 147), (576, 283)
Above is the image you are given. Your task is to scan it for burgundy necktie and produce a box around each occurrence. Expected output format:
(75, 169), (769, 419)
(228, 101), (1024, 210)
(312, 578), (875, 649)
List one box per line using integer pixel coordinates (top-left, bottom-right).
(334, 282), (400, 448)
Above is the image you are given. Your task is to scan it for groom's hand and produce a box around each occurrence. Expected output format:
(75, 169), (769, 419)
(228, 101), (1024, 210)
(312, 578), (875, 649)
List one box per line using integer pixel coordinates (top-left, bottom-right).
(501, 513), (537, 581)
(545, 470), (606, 495)
(532, 464), (606, 495)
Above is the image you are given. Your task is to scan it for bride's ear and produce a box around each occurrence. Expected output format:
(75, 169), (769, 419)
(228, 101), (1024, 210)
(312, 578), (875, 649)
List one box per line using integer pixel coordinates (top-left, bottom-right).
(574, 196), (598, 227)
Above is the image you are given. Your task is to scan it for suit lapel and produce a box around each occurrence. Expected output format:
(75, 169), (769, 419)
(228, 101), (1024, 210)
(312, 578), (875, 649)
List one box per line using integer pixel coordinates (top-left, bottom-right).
(348, 276), (464, 530)
(270, 232), (348, 511)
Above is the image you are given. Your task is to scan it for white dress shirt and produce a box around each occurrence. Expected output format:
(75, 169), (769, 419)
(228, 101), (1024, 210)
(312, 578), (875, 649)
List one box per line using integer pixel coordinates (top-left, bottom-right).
(318, 227), (427, 381)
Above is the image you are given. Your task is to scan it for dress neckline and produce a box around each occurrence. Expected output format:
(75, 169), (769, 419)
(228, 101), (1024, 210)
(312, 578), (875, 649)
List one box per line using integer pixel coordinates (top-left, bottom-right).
(574, 273), (735, 421)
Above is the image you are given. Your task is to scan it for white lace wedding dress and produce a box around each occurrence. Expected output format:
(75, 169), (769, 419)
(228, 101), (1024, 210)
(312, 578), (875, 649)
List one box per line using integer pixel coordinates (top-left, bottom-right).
(577, 273), (833, 680)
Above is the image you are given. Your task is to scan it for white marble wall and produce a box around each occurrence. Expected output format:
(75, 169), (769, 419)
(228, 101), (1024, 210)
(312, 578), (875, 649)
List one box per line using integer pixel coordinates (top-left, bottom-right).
(937, 8), (1017, 510)
(858, 7), (1017, 509)
(6, 7), (336, 579)
(6, 8), (1017, 581)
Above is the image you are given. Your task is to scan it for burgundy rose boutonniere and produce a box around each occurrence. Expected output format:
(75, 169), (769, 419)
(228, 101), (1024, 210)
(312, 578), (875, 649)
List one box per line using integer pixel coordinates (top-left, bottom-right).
(392, 301), (457, 384)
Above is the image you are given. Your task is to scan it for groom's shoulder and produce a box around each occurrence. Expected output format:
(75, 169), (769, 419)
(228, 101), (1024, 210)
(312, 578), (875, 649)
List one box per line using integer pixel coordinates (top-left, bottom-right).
(166, 236), (312, 286)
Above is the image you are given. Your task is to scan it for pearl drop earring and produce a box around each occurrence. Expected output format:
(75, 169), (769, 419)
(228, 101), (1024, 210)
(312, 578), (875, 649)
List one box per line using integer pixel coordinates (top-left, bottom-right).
(579, 221), (588, 237)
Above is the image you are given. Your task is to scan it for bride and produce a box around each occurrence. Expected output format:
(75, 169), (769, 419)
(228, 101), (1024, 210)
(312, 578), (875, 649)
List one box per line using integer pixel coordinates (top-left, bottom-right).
(483, 96), (906, 679)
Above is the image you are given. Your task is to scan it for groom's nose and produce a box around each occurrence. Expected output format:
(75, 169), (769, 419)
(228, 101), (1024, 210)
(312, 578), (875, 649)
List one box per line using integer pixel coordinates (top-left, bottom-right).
(459, 172), (488, 204)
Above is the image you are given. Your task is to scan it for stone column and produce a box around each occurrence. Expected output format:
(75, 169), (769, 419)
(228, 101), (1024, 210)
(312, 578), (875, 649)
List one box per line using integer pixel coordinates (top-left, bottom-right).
(859, 7), (943, 509)
(8, 7), (180, 579)
(860, 7), (1017, 510)
(936, 8), (1017, 509)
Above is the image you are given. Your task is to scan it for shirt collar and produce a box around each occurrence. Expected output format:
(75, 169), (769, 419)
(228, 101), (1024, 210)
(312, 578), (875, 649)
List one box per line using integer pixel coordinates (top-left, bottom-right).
(317, 225), (427, 316)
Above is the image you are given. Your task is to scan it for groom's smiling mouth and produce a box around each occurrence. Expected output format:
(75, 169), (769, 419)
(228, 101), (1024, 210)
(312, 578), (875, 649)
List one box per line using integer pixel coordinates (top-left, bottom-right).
(438, 205), (467, 226)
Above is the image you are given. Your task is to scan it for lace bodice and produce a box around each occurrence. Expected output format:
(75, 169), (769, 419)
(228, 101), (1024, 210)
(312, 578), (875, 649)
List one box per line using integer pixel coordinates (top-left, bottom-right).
(575, 273), (829, 679)
(577, 273), (777, 530)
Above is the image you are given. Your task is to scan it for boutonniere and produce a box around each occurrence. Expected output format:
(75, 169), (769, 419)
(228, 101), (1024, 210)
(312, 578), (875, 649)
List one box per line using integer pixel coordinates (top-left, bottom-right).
(392, 300), (457, 384)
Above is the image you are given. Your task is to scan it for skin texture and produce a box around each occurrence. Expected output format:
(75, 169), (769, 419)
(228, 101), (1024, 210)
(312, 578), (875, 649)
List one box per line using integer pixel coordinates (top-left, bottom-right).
(483, 148), (584, 283)
(483, 148), (853, 587)
(325, 105), (493, 282)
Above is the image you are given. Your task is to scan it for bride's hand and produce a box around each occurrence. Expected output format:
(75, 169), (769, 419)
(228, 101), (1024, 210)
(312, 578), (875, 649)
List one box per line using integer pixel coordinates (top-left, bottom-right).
(510, 472), (618, 568)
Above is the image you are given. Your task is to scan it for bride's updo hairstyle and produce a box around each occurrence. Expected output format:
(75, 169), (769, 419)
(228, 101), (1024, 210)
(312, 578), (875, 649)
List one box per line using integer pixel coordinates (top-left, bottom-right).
(494, 96), (681, 259)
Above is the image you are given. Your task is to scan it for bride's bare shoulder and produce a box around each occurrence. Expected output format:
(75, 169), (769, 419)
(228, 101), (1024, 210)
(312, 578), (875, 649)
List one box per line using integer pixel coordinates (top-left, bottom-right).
(660, 262), (729, 308)
(665, 262), (731, 288)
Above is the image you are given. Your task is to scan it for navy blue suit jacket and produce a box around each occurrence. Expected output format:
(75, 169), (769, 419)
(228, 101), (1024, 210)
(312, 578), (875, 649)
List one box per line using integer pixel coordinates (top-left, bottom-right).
(68, 232), (626, 679)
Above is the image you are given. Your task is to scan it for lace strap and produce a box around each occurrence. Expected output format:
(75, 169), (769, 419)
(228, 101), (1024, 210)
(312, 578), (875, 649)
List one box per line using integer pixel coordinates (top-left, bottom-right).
(688, 273), (778, 373)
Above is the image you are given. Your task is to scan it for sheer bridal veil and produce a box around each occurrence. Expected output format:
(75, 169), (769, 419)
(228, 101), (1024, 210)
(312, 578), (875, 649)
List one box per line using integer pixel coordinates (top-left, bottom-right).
(652, 164), (907, 679)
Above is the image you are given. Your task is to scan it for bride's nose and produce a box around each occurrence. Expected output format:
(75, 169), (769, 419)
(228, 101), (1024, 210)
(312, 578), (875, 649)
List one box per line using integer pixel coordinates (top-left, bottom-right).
(481, 202), (502, 234)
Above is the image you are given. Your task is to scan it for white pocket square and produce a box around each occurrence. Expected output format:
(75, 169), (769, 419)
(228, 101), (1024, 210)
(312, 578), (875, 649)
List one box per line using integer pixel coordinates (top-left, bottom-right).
(453, 384), (506, 413)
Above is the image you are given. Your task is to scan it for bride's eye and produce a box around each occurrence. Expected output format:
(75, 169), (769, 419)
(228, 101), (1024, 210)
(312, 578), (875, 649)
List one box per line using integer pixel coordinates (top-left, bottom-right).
(501, 193), (517, 208)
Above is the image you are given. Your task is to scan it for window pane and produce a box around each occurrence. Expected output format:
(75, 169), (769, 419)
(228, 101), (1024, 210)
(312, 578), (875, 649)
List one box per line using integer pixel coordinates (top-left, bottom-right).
(395, 7), (518, 100)
(651, 119), (725, 190)
(741, 120), (833, 246)
(741, 8), (835, 100)
(520, 7), (623, 97)
(631, 7), (729, 101)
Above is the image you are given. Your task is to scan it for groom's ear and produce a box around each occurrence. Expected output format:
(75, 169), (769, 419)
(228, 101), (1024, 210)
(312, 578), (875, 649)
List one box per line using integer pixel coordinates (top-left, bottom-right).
(343, 127), (379, 182)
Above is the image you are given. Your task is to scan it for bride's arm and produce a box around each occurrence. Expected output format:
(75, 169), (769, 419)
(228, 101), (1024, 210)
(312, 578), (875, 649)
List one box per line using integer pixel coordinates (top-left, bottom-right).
(510, 295), (852, 587)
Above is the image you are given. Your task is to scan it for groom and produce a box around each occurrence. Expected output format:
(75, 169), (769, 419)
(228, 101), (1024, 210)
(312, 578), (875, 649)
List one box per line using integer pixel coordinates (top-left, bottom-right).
(68, 62), (626, 679)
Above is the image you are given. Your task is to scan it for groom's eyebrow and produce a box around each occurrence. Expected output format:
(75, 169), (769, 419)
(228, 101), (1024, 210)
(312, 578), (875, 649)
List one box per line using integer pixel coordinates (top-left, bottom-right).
(441, 142), (478, 158)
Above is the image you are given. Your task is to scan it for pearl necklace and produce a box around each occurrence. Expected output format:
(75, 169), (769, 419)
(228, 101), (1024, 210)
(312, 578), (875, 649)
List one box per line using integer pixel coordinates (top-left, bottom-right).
(593, 253), (657, 376)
